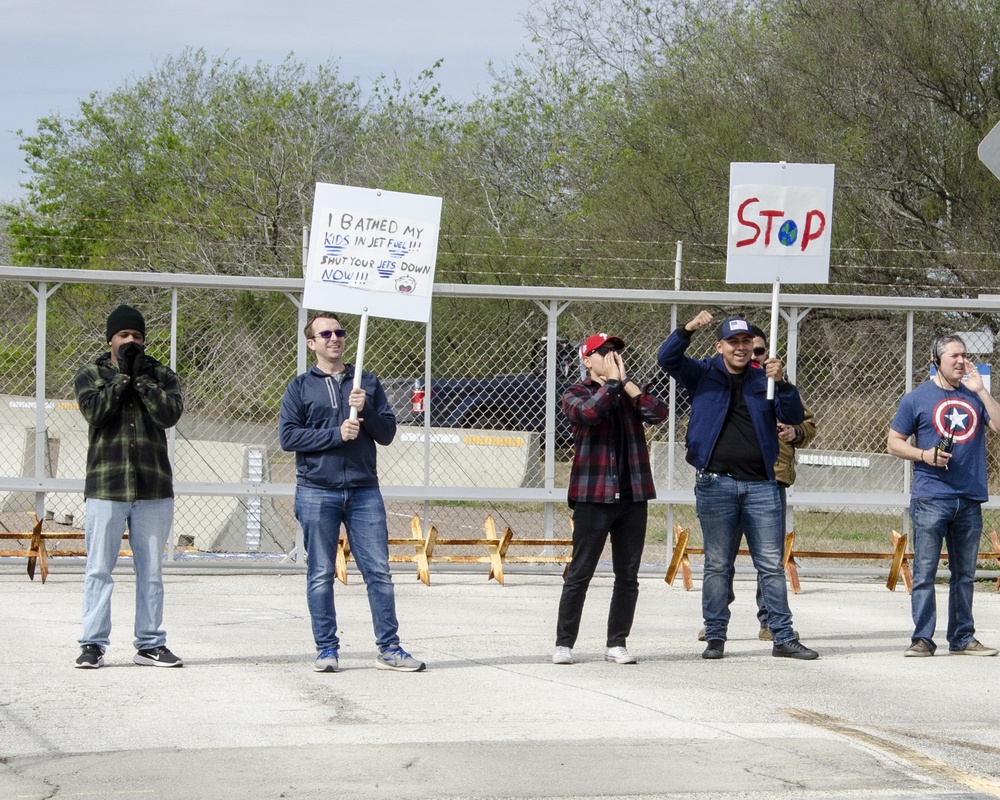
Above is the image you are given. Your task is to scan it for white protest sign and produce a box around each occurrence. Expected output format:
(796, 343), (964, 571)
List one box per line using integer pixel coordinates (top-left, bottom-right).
(726, 162), (834, 284)
(304, 183), (443, 323)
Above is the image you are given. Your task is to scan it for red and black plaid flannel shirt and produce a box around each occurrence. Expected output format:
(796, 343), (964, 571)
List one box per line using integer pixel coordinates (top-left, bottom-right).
(562, 378), (669, 505)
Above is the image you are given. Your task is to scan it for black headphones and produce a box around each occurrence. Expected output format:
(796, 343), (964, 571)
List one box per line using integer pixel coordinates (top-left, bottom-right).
(931, 334), (966, 367)
(930, 335), (944, 367)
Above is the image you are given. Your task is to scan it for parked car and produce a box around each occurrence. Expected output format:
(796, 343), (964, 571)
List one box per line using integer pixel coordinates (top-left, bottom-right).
(383, 337), (580, 446)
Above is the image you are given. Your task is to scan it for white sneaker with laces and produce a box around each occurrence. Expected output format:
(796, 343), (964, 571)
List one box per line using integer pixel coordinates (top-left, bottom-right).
(605, 646), (638, 664)
(552, 646), (574, 664)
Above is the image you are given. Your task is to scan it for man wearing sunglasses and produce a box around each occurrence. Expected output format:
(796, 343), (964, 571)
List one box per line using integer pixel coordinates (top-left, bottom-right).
(658, 311), (818, 660)
(553, 333), (669, 665)
(279, 312), (425, 673)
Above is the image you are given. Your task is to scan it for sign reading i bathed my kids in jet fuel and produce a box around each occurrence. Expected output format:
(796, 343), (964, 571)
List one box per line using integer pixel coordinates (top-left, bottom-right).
(304, 183), (443, 323)
(726, 163), (834, 285)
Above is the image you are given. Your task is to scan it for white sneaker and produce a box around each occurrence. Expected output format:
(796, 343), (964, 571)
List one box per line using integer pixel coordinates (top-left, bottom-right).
(605, 646), (638, 664)
(552, 646), (574, 665)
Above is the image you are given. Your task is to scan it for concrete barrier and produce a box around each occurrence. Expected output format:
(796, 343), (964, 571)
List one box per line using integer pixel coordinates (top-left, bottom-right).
(794, 449), (904, 495)
(0, 397), (88, 517)
(380, 425), (542, 489)
(649, 442), (696, 493)
(0, 396), (291, 553)
(180, 443), (291, 554)
(650, 442), (905, 500)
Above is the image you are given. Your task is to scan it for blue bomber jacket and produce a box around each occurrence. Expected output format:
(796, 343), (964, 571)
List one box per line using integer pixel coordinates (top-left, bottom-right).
(278, 364), (396, 489)
(657, 326), (804, 482)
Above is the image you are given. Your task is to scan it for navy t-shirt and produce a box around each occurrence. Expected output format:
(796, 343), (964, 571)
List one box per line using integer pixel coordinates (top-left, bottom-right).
(890, 380), (990, 501)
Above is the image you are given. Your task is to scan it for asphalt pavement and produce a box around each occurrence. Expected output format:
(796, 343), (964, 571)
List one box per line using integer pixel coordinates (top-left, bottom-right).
(3, 562), (1000, 800)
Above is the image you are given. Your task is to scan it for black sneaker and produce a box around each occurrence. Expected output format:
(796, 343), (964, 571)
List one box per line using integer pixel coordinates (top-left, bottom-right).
(772, 640), (818, 660)
(702, 639), (725, 659)
(134, 645), (183, 668)
(75, 644), (104, 669)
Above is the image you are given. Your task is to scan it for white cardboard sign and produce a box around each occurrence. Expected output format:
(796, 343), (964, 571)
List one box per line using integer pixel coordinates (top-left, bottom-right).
(726, 162), (834, 284)
(304, 183), (443, 322)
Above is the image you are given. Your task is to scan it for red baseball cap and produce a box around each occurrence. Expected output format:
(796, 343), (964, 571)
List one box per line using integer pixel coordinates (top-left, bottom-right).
(580, 333), (626, 359)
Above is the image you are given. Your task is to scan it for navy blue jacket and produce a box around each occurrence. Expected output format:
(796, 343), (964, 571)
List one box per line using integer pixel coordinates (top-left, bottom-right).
(657, 327), (804, 481)
(279, 364), (396, 489)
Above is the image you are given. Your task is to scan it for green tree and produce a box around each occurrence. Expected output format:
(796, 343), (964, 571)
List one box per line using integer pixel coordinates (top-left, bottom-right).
(4, 49), (365, 277)
(484, 0), (1000, 295)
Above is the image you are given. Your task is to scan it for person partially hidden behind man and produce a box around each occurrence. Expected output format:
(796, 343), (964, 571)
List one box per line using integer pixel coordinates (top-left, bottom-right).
(887, 334), (999, 658)
(74, 304), (184, 668)
(658, 311), (818, 660)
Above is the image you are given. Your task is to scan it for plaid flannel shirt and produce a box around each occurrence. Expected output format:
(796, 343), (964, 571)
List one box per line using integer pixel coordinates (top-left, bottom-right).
(562, 378), (669, 505)
(74, 352), (183, 501)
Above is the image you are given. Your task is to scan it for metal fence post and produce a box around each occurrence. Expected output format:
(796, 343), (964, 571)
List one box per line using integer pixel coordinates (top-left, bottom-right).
(27, 281), (60, 521)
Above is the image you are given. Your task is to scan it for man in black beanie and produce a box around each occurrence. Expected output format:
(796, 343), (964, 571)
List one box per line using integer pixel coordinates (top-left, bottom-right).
(73, 305), (184, 669)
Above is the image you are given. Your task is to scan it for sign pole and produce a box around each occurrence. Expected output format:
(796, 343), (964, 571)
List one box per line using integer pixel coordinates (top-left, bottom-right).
(767, 279), (780, 399)
(350, 309), (369, 421)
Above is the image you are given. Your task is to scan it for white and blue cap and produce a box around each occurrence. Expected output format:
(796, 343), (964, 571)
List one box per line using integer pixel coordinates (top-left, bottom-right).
(715, 317), (760, 340)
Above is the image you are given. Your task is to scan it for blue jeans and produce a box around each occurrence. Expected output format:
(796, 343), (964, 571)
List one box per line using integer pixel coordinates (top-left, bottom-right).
(909, 496), (982, 652)
(556, 501), (647, 648)
(79, 497), (174, 651)
(727, 485), (788, 628)
(294, 485), (399, 652)
(694, 472), (795, 644)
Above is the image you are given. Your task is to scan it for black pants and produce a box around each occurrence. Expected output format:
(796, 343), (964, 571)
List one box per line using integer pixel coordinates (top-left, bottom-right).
(555, 500), (647, 648)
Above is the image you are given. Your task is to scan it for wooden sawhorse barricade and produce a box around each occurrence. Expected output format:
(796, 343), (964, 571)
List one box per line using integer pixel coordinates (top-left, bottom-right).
(665, 522), (804, 592)
(665, 524), (1000, 594)
(335, 514), (573, 586)
(0, 515), (129, 583)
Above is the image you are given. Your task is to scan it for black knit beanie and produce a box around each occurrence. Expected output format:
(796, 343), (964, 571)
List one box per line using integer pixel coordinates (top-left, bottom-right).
(106, 305), (146, 342)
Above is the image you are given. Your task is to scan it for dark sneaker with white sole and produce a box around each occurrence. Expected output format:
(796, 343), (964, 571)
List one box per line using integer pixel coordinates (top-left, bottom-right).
(75, 644), (104, 669)
(134, 646), (183, 667)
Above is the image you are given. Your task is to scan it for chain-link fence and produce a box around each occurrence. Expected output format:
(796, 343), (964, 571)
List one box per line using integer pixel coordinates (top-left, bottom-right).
(4, 266), (1000, 572)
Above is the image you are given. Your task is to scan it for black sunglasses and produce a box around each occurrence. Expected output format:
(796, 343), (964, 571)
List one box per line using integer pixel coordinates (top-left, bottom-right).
(753, 346), (767, 356)
(313, 329), (347, 340)
(593, 344), (620, 356)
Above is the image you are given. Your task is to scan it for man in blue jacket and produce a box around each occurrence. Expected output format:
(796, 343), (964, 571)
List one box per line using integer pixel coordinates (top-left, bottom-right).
(658, 310), (818, 660)
(280, 312), (425, 673)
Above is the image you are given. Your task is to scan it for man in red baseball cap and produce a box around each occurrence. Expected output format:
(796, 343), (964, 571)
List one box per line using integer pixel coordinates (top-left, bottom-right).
(552, 332), (669, 665)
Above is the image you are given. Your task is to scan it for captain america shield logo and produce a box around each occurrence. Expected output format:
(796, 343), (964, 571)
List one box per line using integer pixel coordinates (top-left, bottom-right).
(932, 397), (979, 442)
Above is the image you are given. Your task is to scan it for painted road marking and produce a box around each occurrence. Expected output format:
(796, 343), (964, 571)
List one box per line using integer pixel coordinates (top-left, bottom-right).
(784, 707), (1000, 797)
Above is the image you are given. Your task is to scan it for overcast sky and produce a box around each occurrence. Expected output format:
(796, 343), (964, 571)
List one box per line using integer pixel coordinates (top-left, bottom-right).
(0, 0), (538, 203)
